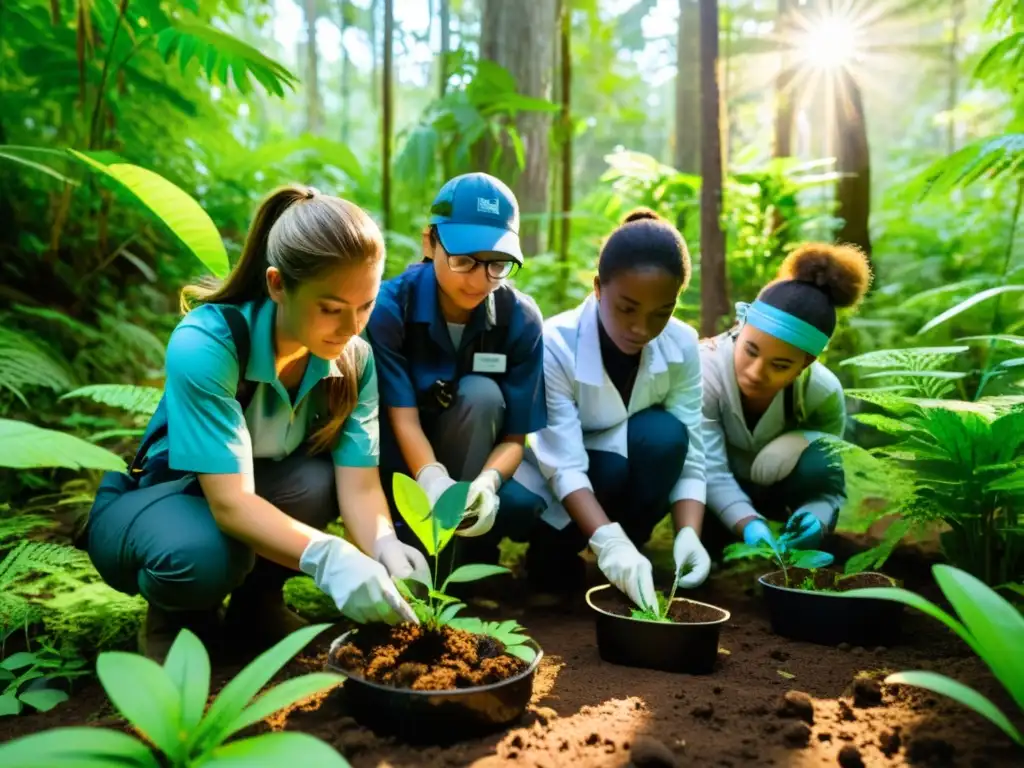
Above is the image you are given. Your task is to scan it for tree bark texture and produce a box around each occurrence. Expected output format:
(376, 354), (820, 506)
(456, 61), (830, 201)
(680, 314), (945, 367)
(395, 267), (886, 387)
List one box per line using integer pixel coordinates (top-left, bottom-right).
(304, 0), (321, 134)
(835, 68), (872, 260)
(699, 0), (729, 336)
(675, 0), (700, 174)
(382, 0), (394, 235)
(479, 0), (557, 258)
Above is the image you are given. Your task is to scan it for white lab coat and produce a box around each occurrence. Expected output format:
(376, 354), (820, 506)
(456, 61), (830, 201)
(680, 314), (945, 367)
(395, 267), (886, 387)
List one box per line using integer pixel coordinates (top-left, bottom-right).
(701, 332), (846, 529)
(514, 294), (706, 530)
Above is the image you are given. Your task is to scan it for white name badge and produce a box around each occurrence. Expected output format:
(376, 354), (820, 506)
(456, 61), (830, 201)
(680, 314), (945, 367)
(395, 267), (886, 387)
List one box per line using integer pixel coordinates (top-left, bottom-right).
(473, 353), (507, 374)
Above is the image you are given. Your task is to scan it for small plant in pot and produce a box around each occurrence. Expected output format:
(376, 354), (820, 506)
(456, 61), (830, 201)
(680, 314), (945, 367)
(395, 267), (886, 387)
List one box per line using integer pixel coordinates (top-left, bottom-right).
(723, 537), (903, 647)
(585, 564), (731, 675)
(326, 474), (543, 744)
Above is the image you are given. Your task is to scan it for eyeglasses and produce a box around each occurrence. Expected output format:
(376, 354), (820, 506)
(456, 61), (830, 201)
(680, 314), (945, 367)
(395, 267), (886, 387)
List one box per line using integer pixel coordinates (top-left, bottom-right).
(445, 252), (519, 281)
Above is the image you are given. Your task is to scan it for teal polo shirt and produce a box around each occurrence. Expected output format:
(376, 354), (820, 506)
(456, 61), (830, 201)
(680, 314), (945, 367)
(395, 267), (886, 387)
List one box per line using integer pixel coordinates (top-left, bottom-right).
(149, 297), (379, 478)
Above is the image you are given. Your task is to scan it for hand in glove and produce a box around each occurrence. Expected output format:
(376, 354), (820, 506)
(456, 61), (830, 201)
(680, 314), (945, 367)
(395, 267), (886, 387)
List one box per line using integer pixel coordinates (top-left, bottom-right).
(742, 518), (778, 550)
(588, 522), (657, 610)
(457, 469), (501, 538)
(416, 462), (457, 508)
(672, 526), (711, 588)
(373, 531), (431, 585)
(780, 506), (827, 550)
(299, 534), (418, 625)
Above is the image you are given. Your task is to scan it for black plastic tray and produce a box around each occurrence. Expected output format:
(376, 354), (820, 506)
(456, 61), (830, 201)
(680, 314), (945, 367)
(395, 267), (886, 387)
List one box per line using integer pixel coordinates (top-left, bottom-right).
(585, 584), (730, 675)
(759, 570), (904, 646)
(327, 630), (543, 744)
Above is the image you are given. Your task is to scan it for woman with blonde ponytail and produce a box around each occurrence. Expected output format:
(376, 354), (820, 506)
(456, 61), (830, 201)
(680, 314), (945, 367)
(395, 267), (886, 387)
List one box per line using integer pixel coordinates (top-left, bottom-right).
(85, 185), (425, 661)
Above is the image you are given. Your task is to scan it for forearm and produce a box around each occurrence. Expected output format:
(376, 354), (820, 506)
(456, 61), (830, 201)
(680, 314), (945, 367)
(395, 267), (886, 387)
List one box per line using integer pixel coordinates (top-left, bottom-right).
(336, 467), (395, 554)
(671, 498), (705, 537)
(390, 407), (437, 477)
(562, 488), (612, 539)
(207, 492), (317, 571)
(483, 437), (524, 481)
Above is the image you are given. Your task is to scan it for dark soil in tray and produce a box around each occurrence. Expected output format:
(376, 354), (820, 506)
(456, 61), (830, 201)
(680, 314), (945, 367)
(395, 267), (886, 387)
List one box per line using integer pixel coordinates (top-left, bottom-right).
(329, 623), (526, 690)
(593, 587), (727, 623)
(762, 568), (896, 592)
(3, 534), (1020, 767)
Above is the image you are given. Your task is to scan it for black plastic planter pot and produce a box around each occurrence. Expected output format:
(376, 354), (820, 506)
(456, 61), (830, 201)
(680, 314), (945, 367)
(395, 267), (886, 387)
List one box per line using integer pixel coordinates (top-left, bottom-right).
(326, 630), (544, 744)
(585, 584), (730, 675)
(759, 569), (904, 646)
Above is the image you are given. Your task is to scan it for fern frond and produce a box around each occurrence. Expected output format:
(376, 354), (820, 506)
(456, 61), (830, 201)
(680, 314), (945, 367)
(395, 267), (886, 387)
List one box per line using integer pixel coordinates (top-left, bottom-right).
(0, 419), (127, 471)
(60, 385), (162, 416)
(911, 133), (1024, 197)
(0, 541), (87, 591)
(98, 316), (166, 368)
(841, 346), (968, 371)
(0, 327), (76, 404)
(157, 22), (299, 97)
(845, 389), (921, 415)
(0, 591), (37, 632)
(0, 514), (57, 545)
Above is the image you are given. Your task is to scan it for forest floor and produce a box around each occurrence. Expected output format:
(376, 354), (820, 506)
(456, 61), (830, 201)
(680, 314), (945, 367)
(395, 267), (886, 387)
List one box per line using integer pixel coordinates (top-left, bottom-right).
(1, 530), (1021, 768)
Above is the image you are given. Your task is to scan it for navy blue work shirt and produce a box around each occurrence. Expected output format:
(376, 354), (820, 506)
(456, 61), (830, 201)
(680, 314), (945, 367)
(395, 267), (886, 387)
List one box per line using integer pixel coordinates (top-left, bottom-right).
(366, 262), (547, 448)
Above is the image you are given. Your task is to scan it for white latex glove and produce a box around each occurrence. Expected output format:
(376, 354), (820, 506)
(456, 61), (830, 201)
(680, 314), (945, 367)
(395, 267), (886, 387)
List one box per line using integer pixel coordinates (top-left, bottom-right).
(672, 526), (711, 588)
(299, 534), (418, 625)
(373, 531), (431, 585)
(416, 462), (457, 507)
(750, 431), (811, 486)
(588, 522), (657, 610)
(457, 469), (501, 538)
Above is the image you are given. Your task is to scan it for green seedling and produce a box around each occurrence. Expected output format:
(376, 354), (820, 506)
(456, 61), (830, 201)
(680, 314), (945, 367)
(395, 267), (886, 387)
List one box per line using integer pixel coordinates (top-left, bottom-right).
(391, 474), (537, 663)
(0, 624), (349, 767)
(722, 538), (833, 588)
(0, 633), (89, 717)
(847, 564), (1024, 747)
(629, 562), (687, 623)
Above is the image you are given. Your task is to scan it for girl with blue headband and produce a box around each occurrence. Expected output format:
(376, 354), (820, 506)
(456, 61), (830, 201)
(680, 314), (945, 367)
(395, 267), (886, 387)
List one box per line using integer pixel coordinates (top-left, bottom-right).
(700, 243), (871, 556)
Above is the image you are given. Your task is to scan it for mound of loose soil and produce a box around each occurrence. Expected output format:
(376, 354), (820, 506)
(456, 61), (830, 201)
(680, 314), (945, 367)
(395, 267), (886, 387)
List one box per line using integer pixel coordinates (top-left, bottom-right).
(591, 588), (728, 623)
(762, 568), (896, 591)
(329, 623), (526, 691)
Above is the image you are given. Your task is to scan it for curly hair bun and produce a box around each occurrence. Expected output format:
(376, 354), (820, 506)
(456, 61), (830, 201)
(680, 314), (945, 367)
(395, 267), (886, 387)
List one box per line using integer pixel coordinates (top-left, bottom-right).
(621, 207), (661, 225)
(777, 242), (872, 308)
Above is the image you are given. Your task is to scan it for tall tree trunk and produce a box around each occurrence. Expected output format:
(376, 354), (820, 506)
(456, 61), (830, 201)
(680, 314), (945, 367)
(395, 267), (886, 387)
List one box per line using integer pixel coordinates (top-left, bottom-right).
(947, 0), (963, 154)
(439, 0), (451, 99)
(674, 0), (700, 173)
(835, 68), (872, 260)
(339, 0), (350, 144)
(773, 0), (795, 159)
(558, 0), (572, 302)
(304, 0), (321, 134)
(699, 0), (728, 336)
(479, 0), (557, 258)
(370, 0), (379, 109)
(382, 0), (393, 236)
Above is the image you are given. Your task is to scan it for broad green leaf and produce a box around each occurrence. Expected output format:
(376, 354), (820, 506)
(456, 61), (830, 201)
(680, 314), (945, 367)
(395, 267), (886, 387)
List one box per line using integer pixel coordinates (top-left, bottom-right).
(224, 673), (344, 737)
(0, 727), (158, 767)
(789, 551), (834, 570)
(0, 692), (22, 715)
(202, 732), (350, 767)
(97, 652), (185, 760)
(434, 482), (471, 531)
(191, 624), (331, 752)
(919, 285), (1024, 336)
(163, 629), (210, 733)
(67, 150), (228, 278)
(844, 587), (982, 657)
(1, 651), (38, 670)
(852, 413), (916, 435)
(0, 419), (126, 471)
(61, 385), (163, 416)
(393, 473), (435, 555)
(18, 688), (68, 712)
(860, 370), (968, 381)
(442, 564), (510, 591)
(885, 671), (1022, 745)
(505, 644), (537, 664)
(437, 602), (466, 624)
(933, 565), (1024, 711)
(958, 334), (1024, 347)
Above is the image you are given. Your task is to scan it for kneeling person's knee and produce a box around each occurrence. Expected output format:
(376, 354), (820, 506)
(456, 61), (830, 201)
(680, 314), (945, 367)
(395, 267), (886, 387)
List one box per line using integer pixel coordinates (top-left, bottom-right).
(628, 408), (689, 465)
(750, 431), (814, 487)
(139, 533), (253, 611)
(456, 376), (506, 420)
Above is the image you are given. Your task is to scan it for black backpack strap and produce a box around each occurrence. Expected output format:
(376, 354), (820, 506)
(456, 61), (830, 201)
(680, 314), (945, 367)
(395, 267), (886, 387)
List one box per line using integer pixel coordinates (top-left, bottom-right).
(128, 305), (255, 477)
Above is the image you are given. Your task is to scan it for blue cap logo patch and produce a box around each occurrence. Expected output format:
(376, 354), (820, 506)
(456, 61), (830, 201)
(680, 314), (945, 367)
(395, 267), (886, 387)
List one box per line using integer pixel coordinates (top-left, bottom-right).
(476, 197), (500, 215)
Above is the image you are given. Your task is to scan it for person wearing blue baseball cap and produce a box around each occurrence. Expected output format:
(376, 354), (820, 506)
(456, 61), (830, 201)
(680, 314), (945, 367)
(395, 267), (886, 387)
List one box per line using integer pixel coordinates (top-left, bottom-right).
(700, 243), (872, 562)
(365, 172), (547, 566)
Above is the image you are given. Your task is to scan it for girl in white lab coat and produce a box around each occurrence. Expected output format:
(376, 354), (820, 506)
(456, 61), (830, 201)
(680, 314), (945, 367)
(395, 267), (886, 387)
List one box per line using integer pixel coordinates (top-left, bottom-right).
(701, 244), (872, 557)
(514, 209), (709, 609)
